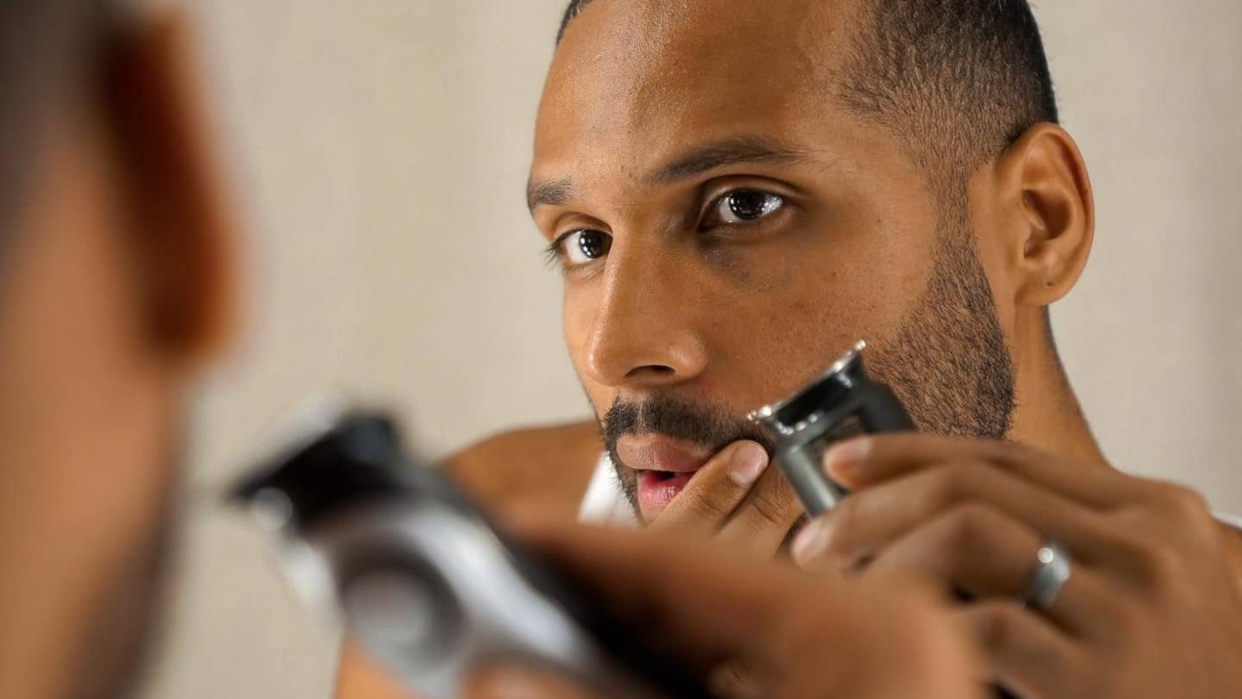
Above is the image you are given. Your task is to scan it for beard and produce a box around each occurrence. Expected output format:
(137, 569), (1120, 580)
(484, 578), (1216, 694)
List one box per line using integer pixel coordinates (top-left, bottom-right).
(865, 203), (1016, 441)
(601, 395), (779, 512)
(599, 199), (1016, 517)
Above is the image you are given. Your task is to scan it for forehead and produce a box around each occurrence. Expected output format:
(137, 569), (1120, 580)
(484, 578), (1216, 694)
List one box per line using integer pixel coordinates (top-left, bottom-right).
(534, 0), (865, 178)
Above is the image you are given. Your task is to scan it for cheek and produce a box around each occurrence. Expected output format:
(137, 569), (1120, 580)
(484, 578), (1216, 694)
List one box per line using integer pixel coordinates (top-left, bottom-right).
(561, 282), (595, 373)
(703, 211), (934, 402)
(964, 197), (1019, 337)
(561, 287), (614, 417)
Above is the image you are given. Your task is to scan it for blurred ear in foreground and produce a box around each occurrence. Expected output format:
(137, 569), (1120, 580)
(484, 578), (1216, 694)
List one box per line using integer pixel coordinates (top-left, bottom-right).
(106, 9), (238, 368)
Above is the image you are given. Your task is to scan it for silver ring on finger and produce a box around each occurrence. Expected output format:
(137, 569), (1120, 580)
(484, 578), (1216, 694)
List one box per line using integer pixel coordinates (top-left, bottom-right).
(1022, 541), (1072, 611)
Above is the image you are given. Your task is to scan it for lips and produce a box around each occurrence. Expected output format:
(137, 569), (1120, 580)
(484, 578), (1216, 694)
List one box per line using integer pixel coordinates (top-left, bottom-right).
(617, 435), (711, 521)
(637, 471), (695, 519)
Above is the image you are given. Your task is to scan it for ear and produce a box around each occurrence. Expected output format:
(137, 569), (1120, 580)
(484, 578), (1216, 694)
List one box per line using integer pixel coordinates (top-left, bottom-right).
(104, 10), (238, 367)
(992, 124), (1095, 308)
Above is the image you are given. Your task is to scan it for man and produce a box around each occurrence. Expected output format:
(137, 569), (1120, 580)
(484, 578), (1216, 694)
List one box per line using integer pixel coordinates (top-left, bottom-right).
(0, 3), (982, 699)
(338, 0), (1242, 698)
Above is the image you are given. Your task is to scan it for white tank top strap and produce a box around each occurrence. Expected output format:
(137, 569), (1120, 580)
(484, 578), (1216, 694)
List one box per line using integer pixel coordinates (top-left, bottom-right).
(1217, 512), (1242, 531)
(577, 452), (639, 527)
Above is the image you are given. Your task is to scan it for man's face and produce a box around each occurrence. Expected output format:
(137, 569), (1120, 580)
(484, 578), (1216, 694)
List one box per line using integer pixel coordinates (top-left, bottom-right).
(529, 0), (1015, 522)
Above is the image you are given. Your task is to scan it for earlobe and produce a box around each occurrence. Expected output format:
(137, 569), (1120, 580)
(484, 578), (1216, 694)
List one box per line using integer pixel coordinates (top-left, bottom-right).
(105, 10), (238, 367)
(1003, 124), (1095, 308)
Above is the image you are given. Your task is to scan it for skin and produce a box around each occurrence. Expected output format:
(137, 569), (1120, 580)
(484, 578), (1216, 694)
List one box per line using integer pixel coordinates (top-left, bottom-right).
(470, 522), (983, 699)
(339, 515), (986, 699)
(793, 435), (1242, 698)
(449, 421), (602, 520)
(339, 0), (1242, 697)
(336, 0), (1096, 693)
(0, 6), (982, 699)
(532, 0), (1101, 528)
(0, 11), (236, 699)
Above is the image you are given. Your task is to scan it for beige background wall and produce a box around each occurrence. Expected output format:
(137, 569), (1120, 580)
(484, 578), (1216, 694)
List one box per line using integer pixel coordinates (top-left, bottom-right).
(144, 1), (1242, 697)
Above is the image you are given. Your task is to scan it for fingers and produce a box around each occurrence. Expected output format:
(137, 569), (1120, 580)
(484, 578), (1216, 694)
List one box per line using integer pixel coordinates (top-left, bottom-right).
(519, 523), (984, 699)
(823, 434), (1140, 509)
(648, 441), (770, 537)
(793, 459), (1123, 569)
(957, 602), (1092, 699)
(715, 461), (804, 557)
(857, 503), (1044, 593)
(864, 504), (1113, 633)
(519, 523), (826, 669)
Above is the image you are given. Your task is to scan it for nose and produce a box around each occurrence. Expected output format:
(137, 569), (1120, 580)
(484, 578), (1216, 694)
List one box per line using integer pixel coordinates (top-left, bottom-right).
(580, 248), (708, 391)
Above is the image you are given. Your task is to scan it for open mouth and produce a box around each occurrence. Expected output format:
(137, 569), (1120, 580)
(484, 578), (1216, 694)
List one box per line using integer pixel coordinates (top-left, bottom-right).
(615, 433), (713, 522)
(642, 469), (689, 482)
(636, 470), (697, 521)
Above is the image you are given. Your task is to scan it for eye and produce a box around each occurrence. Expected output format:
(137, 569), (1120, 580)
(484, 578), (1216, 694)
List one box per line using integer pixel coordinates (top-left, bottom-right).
(708, 189), (785, 226)
(557, 229), (613, 267)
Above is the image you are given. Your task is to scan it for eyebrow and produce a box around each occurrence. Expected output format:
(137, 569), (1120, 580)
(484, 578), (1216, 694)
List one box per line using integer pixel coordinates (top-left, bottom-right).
(527, 136), (813, 212)
(649, 136), (813, 184)
(527, 177), (577, 212)
(650, 135), (814, 186)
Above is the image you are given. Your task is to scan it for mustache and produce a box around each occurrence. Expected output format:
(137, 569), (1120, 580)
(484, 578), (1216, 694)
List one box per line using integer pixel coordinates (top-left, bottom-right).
(600, 394), (776, 459)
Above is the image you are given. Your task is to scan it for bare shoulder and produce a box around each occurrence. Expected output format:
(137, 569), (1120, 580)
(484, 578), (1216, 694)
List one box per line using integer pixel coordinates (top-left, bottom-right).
(444, 419), (602, 517)
(333, 420), (601, 699)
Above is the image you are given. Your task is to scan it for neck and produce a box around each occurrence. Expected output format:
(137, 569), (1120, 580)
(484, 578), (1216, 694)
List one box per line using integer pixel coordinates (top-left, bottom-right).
(1007, 328), (1108, 469)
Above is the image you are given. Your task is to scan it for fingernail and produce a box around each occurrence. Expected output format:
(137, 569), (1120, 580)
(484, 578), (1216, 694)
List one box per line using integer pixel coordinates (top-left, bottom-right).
(824, 437), (871, 478)
(728, 442), (769, 486)
(792, 517), (833, 565)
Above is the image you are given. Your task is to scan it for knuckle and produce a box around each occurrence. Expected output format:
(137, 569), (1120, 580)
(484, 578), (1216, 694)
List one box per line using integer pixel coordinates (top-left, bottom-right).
(1106, 504), (1150, 531)
(1106, 506), (1168, 549)
(681, 485), (736, 522)
(750, 476), (799, 528)
(939, 503), (997, 555)
(923, 462), (982, 508)
(1097, 515), (1165, 578)
(820, 499), (862, 559)
(974, 603), (1025, 654)
(1107, 485), (1214, 587)
(975, 604), (1073, 671)
(1106, 603), (1147, 653)
(691, 498), (734, 523)
(707, 661), (754, 699)
(1128, 539), (1185, 591)
(1075, 651), (1125, 699)
(993, 438), (1039, 462)
(1161, 483), (1213, 524)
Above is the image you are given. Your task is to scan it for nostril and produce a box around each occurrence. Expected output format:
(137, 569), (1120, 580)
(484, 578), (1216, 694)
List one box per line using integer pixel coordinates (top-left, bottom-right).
(625, 364), (676, 380)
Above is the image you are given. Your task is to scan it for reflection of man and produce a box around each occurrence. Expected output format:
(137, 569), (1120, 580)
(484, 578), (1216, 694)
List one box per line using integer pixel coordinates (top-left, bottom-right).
(339, 1), (1242, 698)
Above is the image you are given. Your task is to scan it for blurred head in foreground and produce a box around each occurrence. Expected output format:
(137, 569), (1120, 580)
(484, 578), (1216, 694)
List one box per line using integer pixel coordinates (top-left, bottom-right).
(0, 3), (236, 698)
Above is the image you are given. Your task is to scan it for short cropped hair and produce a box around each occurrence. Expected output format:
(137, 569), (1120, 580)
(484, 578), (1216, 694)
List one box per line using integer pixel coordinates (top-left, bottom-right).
(557, 0), (1059, 186)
